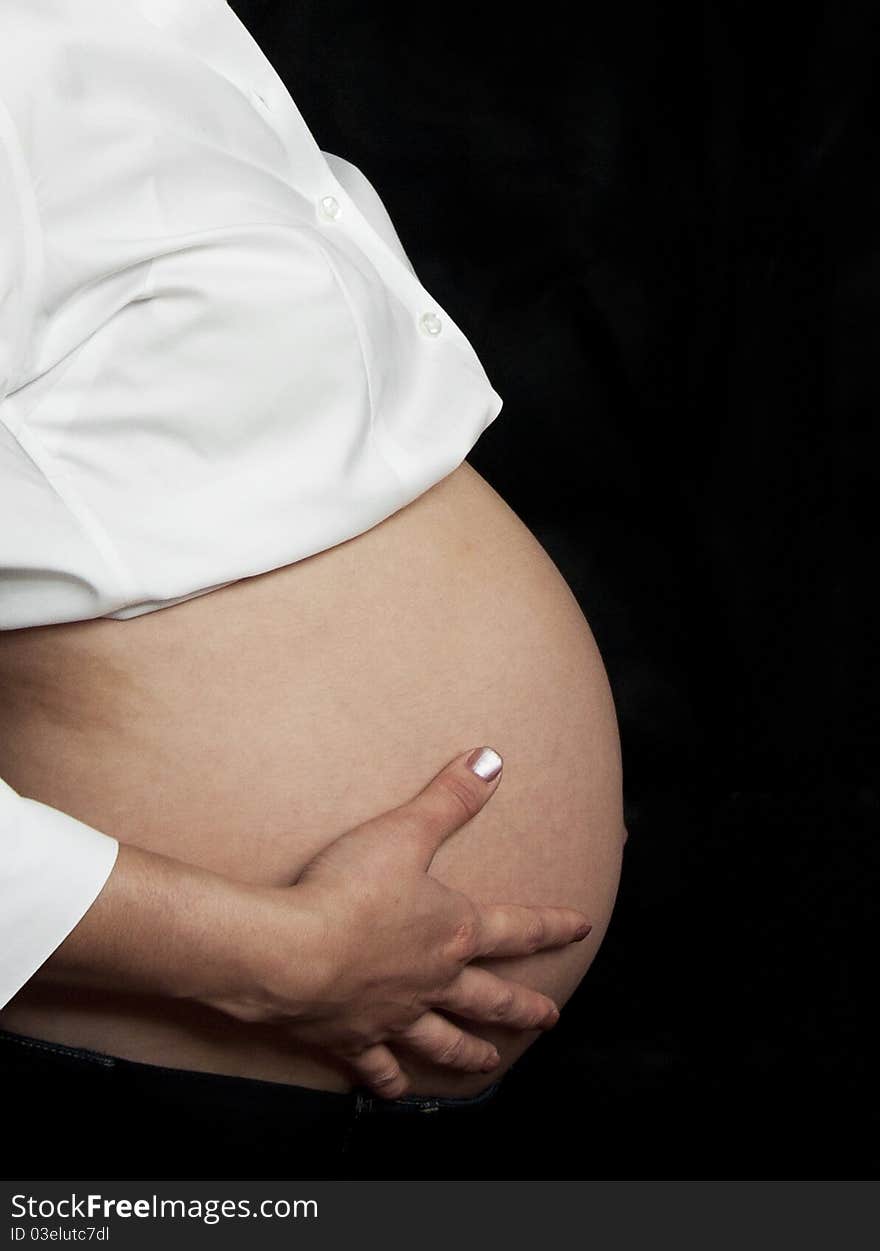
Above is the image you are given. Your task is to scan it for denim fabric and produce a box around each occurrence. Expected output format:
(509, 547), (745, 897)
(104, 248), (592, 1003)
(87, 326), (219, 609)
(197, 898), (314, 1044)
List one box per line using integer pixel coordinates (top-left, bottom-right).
(0, 1027), (504, 1179)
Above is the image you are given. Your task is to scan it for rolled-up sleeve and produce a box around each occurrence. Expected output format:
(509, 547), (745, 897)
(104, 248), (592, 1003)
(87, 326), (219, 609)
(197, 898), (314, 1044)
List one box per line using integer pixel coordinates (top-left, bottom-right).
(0, 778), (119, 1008)
(1, 97), (121, 1008)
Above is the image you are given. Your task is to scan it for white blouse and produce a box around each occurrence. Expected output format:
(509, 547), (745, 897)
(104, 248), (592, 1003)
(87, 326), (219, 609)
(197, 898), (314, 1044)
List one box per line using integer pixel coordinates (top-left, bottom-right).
(0, 0), (503, 1005)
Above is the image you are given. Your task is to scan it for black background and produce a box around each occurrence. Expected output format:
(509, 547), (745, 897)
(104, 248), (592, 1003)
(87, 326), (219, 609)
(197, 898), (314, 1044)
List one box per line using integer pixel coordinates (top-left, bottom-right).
(230, 0), (877, 1178)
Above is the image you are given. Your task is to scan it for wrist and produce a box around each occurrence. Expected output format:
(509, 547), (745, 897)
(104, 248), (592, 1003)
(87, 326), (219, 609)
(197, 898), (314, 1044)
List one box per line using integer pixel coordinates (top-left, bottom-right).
(192, 880), (332, 1025)
(37, 842), (284, 1007)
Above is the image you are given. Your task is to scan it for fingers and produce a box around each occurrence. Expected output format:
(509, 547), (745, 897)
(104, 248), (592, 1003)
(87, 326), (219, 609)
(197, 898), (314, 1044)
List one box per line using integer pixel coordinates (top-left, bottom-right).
(471, 903), (591, 958)
(393, 746), (505, 869)
(394, 1011), (501, 1075)
(346, 1010), (503, 1100)
(346, 1043), (411, 1100)
(436, 965), (561, 1031)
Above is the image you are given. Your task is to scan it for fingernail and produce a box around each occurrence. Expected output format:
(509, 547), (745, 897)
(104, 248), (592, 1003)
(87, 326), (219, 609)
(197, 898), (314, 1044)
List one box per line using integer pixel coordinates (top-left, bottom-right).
(545, 1007), (560, 1026)
(573, 923), (592, 941)
(466, 746), (503, 781)
(482, 1050), (501, 1071)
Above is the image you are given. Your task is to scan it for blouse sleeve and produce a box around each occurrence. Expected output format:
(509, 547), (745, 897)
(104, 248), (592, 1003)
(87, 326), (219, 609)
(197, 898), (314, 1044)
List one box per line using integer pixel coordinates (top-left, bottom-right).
(1, 97), (121, 1009)
(0, 779), (120, 1008)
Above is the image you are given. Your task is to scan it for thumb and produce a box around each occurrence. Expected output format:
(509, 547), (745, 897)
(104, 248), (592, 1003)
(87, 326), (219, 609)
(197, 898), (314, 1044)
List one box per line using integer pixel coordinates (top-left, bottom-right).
(398, 746), (504, 870)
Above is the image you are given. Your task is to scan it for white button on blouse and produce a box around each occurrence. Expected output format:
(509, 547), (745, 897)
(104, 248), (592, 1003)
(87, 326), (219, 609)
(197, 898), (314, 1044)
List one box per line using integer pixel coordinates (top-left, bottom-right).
(420, 312), (444, 336)
(0, 0), (504, 1006)
(318, 194), (342, 221)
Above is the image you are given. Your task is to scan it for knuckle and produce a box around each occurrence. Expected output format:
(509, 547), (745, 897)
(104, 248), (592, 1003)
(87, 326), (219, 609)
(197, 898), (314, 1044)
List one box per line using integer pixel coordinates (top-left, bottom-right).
(382, 1017), (411, 1038)
(432, 774), (479, 824)
(491, 988), (516, 1019)
(448, 913), (480, 962)
(371, 1066), (403, 1090)
(412, 983), (442, 1010)
(436, 1033), (466, 1066)
(525, 915), (546, 952)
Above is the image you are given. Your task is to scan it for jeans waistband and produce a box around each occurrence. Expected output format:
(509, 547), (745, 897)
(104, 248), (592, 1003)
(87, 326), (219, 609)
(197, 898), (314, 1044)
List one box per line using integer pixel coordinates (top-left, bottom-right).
(0, 1026), (505, 1114)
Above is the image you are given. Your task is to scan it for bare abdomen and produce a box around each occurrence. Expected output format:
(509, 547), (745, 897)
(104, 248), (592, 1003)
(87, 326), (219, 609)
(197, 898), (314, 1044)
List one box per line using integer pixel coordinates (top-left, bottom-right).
(0, 461), (625, 1097)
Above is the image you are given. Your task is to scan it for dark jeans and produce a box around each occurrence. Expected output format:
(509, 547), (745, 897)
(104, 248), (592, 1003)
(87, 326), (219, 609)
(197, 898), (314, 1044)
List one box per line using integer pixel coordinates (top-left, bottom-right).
(0, 1027), (505, 1179)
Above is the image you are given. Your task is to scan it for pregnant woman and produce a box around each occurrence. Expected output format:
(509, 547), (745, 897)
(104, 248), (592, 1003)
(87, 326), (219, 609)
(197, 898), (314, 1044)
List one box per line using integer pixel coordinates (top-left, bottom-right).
(0, 1), (626, 1176)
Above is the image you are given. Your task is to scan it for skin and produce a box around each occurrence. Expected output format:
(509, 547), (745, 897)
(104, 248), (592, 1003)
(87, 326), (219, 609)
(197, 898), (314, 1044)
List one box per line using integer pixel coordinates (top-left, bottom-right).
(0, 460), (626, 1099)
(33, 748), (591, 1099)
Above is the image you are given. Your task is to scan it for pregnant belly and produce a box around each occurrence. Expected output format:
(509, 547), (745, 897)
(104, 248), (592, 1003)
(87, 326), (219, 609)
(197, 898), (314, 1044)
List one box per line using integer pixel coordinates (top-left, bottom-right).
(0, 461), (625, 1097)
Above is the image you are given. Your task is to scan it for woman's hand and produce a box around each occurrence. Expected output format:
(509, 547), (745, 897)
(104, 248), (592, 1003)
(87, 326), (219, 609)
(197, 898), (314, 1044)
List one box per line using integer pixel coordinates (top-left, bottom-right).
(204, 747), (592, 1099)
(34, 747), (590, 1101)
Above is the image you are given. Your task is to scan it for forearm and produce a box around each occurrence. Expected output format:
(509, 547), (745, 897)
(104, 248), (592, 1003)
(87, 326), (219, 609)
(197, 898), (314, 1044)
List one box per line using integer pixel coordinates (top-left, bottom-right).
(28, 840), (276, 1006)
